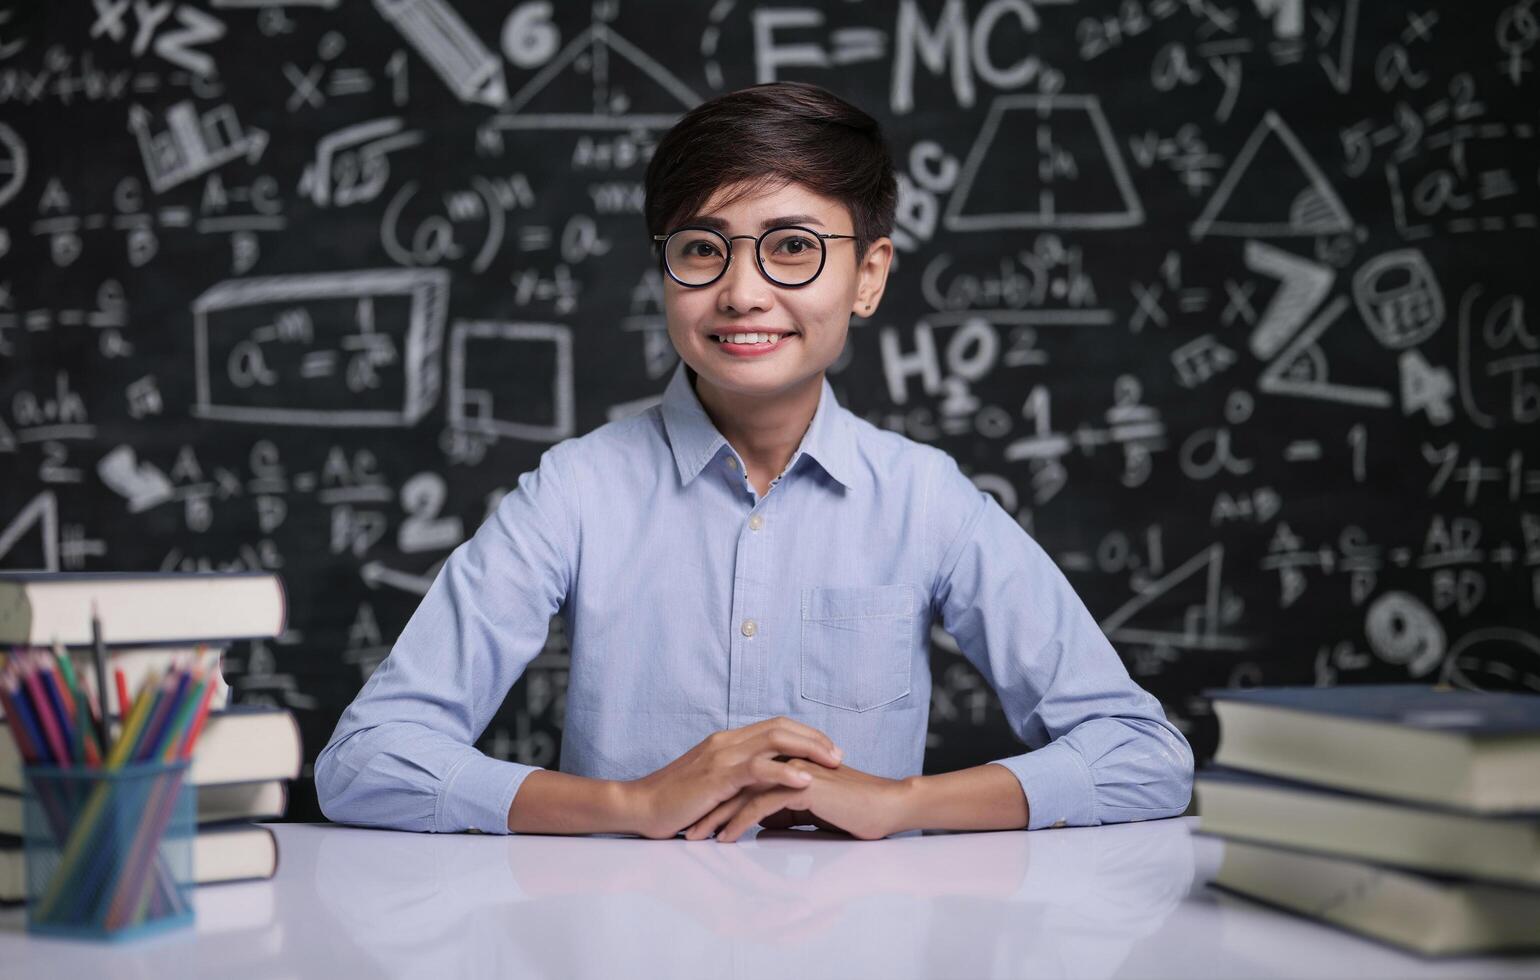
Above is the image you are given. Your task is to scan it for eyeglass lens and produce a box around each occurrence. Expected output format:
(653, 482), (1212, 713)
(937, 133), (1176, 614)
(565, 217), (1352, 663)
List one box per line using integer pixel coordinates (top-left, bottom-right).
(664, 227), (825, 286)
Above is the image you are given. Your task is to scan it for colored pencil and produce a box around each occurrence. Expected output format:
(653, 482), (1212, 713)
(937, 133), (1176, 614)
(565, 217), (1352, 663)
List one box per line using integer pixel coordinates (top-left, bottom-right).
(52, 639), (103, 764)
(0, 666), (40, 763)
(4, 665), (52, 766)
(5, 649), (222, 932)
(20, 654), (70, 769)
(35, 665), (163, 920)
(114, 667), (130, 729)
(35, 657), (81, 767)
(90, 604), (111, 755)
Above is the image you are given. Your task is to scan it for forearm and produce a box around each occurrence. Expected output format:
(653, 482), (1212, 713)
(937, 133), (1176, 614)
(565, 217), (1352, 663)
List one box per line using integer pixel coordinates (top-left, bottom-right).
(506, 769), (636, 835)
(893, 762), (1030, 834)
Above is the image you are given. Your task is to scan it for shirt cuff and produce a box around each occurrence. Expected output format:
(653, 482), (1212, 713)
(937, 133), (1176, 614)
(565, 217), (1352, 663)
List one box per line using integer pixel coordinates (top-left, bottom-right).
(437, 753), (544, 834)
(987, 739), (1097, 830)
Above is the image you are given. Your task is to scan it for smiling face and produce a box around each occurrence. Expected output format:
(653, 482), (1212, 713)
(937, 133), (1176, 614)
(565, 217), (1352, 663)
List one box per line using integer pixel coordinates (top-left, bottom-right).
(663, 178), (892, 410)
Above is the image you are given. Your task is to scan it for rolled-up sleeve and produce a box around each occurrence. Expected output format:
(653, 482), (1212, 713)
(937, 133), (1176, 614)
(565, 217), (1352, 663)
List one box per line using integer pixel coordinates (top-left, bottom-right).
(926, 449), (1194, 830)
(314, 446), (577, 834)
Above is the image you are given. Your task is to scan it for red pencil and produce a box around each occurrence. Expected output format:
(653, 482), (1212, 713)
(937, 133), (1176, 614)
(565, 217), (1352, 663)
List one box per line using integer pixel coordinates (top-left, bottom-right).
(115, 665), (131, 722)
(176, 667), (220, 762)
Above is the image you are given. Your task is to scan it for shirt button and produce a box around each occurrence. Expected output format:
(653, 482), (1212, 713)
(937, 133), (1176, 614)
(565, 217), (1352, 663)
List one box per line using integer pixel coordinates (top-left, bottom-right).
(749, 514), (764, 530)
(726, 457), (738, 470)
(1051, 820), (1067, 828)
(741, 619), (757, 637)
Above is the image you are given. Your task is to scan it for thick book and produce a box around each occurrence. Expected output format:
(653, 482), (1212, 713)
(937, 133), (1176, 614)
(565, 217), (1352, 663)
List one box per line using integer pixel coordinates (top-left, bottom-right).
(0, 704), (302, 792)
(1202, 834), (1540, 956)
(1194, 765), (1540, 887)
(0, 779), (287, 836)
(1207, 684), (1540, 813)
(1, 823), (279, 903)
(0, 571), (286, 646)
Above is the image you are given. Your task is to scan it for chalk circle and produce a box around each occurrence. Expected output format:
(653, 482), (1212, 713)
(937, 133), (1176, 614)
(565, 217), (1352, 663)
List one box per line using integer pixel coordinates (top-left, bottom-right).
(0, 122), (26, 210)
(1364, 591), (1445, 678)
(1438, 627), (1540, 694)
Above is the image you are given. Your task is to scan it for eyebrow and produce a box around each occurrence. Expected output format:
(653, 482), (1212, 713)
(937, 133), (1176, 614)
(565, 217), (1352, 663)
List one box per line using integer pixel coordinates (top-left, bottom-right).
(683, 214), (827, 232)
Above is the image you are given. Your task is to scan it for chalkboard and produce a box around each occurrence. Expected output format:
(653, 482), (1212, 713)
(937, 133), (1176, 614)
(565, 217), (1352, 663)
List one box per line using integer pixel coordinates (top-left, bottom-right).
(1, 1), (1536, 823)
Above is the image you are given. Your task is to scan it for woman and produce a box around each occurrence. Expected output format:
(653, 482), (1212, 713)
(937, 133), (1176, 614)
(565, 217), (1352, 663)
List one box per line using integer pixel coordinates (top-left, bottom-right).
(316, 81), (1194, 842)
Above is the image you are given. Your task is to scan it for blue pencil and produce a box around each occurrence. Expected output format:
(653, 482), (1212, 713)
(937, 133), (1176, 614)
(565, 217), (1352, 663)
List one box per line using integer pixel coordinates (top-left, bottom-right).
(35, 659), (78, 767)
(136, 665), (190, 763)
(9, 666), (53, 766)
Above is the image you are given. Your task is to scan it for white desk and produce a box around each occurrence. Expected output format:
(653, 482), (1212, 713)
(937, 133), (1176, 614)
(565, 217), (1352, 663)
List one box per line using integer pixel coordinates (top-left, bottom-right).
(2, 816), (1537, 979)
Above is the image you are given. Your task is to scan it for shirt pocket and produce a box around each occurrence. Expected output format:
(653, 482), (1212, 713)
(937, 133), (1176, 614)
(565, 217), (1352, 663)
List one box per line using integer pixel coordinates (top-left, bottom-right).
(799, 584), (915, 712)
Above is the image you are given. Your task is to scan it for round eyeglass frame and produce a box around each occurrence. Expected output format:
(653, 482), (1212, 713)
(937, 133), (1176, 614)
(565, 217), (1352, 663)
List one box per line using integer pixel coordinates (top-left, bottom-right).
(651, 225), (859, 289)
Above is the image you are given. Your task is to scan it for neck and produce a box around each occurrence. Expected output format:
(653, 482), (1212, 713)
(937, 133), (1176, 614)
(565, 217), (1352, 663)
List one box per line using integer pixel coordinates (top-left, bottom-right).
(689, 366), (824, 482)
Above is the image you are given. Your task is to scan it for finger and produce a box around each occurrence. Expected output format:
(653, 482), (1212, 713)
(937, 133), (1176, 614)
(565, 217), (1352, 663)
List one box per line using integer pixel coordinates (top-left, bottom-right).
(761, 730), (843, 768)
(719, 788), (801, 843)
(741, 755), (817, 792)
(747, 717), (840, 758)
(684, 789), (748, 840)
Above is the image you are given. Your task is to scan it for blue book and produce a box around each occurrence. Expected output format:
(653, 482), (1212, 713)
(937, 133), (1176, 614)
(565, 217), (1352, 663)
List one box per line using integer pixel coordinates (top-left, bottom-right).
(1204, 684), (1540, 813)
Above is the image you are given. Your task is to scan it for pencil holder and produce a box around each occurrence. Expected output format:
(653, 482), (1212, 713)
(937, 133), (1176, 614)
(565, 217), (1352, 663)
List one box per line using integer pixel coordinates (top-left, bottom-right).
(21, 760), (195, 941)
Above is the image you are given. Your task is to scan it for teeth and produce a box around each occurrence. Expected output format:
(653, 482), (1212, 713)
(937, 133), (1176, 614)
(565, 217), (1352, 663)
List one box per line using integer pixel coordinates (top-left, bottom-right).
(714, 332), (785, 346)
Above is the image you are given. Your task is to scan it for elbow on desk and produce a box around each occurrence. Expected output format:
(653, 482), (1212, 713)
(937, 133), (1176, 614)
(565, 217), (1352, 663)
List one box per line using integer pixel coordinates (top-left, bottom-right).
(1146, 723), (1196, 818)
(310, 725), (440, 833)
(1100, 716), (1197, 824)
(312, 727), (364, 826)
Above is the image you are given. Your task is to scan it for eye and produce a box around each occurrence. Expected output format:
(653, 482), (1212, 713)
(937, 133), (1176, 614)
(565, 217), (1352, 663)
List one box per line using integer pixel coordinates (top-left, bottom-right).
(684, 240), (721, 257)
(775, 236), (815, 254)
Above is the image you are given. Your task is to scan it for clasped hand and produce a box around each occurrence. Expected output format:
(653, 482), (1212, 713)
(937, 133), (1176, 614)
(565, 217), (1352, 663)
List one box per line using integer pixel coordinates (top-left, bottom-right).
(625, 717), (910, 843)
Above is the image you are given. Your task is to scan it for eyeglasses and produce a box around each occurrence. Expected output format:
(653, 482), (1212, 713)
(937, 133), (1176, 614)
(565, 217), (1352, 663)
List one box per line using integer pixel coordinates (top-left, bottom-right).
(651, 225), (859, 288)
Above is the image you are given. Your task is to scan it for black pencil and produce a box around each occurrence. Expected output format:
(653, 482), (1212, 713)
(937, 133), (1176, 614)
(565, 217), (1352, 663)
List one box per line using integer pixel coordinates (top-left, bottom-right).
(90, 601), (113, 754)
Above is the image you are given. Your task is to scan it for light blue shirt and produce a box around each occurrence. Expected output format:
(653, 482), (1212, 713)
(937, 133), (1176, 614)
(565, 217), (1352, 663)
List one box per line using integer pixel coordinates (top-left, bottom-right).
(315, 361), (1194, 835)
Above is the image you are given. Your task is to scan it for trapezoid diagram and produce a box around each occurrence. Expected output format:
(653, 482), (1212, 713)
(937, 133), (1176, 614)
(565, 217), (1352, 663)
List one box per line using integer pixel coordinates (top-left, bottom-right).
(944, 94), (1144, 232)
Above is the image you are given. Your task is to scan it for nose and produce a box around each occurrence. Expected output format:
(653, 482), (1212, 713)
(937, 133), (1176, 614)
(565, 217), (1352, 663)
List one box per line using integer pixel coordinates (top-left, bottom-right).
(716, 237), (774, 315)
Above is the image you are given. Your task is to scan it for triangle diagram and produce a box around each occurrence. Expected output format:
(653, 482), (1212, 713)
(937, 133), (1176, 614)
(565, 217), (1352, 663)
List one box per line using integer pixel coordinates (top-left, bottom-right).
(498, 25), (699, 128)
(1100, 544), (1246, 652)
(1258, 295), (1393, 407)
(1191, 111), (1353, 239)
(0, 491), (58, 570)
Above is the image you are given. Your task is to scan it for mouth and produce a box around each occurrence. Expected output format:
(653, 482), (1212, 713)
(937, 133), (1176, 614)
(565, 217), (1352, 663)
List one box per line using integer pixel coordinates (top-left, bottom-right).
(707, 330), (796, 350)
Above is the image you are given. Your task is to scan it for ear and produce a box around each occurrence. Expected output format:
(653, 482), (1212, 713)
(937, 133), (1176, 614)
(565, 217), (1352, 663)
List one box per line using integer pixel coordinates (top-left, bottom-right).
(853, 236), (894, 318)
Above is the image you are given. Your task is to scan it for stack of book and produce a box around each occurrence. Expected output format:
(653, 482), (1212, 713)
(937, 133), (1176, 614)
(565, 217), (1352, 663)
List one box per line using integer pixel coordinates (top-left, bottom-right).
(1195, 684), (1540, 956)
(0, 571), (296, 903)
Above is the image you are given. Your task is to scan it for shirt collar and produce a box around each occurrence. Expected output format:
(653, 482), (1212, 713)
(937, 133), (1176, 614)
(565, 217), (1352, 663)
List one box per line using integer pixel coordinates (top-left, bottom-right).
(659, 360), (856, 491)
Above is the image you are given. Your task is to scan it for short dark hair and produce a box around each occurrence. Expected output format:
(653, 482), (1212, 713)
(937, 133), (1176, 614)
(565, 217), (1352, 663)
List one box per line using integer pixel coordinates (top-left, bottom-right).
(644, 81), (898, 263)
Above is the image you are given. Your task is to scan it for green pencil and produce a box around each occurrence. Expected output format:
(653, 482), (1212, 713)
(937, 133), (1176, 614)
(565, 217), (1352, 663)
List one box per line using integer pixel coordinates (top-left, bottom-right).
(49, 641), (85, 766)
(55, 643), (103, 765)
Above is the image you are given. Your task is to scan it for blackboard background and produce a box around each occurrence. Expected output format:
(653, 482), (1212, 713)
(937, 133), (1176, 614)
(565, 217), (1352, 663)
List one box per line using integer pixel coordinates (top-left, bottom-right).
(1, 1), (1536, 823)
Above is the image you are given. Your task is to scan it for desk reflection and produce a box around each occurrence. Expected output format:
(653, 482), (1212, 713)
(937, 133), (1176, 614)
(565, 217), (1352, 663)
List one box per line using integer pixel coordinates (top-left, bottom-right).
(312, 818), (1195, 980)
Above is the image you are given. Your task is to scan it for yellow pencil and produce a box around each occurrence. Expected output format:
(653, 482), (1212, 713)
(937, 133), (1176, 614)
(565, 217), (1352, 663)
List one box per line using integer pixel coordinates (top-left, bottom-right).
(105, 667), (162, 771)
